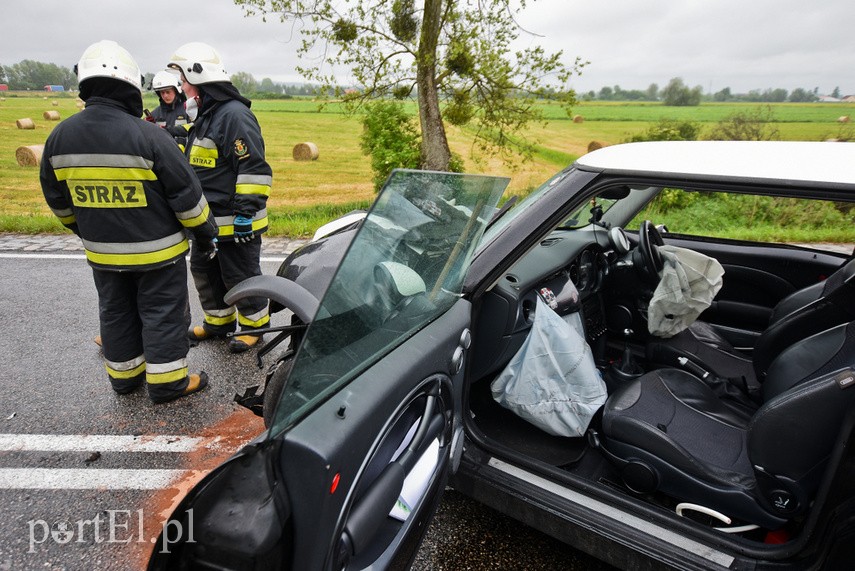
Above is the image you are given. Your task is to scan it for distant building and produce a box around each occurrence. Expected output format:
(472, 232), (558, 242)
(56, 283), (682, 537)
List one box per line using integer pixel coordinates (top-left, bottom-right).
(818, 95), (841, 102)
(44, 85), (65, 92)
(842, 95), (855, 103)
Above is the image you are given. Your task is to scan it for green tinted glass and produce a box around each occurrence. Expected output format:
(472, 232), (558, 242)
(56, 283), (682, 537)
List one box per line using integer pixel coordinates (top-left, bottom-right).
(269, 170), (508, 435)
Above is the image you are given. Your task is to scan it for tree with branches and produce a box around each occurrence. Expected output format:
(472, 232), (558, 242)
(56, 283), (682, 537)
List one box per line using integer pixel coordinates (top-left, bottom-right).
(234, 0), (585, 171)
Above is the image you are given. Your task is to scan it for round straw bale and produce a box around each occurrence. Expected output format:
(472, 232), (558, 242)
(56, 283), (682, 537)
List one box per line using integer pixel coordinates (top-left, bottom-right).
(16, 144), (44, 166)
(76, 101), (85, 109)
(292, 142), (319, 161)
(51, 100), (59, 106)
(16, 118), (36, 130)
(838, 115), (850, 124)
(572, 115), (584, 123)
(43, 110), (61, 121)
(587, 141), (608, 153)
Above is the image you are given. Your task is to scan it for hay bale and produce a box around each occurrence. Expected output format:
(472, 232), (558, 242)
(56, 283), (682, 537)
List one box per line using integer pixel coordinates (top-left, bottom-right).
(51, 100), (59, 107)
(16, 144), (44, 166)
(43, 110), (61, 121)
(838, 115), (850, 124)
(292, 142), (319, 161)
(572, 115), (584, 123)
(587, 141), (608, 153)
(76, 101), (85, 109)
(16, 118), (36, 130)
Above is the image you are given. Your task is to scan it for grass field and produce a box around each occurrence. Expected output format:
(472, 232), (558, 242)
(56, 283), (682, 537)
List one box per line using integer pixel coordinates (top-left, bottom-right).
(1, 92), (853, 237)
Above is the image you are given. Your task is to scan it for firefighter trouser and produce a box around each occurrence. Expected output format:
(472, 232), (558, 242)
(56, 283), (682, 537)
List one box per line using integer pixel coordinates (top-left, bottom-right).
(189, 236), (269, 335)
(92, 261), (193, 402)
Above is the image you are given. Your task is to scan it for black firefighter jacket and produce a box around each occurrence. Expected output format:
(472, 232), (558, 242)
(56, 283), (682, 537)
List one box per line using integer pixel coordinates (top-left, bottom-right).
(40, 96), (218, 271)
(151, 96), (189, 130)
(185, 98), (272, 240)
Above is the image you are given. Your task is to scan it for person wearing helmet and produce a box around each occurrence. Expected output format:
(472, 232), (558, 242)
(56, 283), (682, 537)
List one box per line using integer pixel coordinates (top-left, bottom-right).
(149, 70), (189, 130)
(167, 42), (273, 354)
(40, 40), (219, 404)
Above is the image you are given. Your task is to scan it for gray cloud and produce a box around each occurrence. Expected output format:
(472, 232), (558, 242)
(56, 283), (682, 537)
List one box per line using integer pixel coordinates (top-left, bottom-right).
(3, 0), (853, 95)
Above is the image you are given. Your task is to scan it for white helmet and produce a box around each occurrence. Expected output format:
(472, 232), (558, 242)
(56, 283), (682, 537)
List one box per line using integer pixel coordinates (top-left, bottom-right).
(167, 42), (230, 85)
(151, 70), (182, 93)
(76, 40), (142, 91)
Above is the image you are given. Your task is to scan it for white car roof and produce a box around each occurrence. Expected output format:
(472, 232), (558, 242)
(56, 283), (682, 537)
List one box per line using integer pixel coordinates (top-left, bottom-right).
(575, 141), (855, 188)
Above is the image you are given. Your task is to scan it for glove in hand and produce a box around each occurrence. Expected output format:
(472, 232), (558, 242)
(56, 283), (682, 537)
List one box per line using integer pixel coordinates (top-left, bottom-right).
(198, 237), (218, 260)
(233, 215), (255, 244)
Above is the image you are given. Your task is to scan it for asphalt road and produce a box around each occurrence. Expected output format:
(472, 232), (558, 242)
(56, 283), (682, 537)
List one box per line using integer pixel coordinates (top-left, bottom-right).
(0, 234), (607, 571)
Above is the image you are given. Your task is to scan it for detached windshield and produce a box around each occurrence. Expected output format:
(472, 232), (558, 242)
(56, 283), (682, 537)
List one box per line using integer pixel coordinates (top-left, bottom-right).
(269, 170), (508, 435)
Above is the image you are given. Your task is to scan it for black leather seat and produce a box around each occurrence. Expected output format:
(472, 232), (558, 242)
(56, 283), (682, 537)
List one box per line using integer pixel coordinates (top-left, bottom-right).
(646, 257), (855, 397)
(596, 320), (855, 529)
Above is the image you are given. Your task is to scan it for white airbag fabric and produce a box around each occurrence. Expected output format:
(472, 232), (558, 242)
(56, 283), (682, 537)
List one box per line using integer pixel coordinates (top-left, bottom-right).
(648, 245), (724, 338)
(491, 298), (607, 437)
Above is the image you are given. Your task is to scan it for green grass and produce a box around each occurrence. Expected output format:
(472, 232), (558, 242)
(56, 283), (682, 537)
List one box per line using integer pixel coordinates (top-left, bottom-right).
(2, 92), (853, 241)
(547, 100), (855, 123)
(633, 193), (855, 243)
(268, 201), (372, 237)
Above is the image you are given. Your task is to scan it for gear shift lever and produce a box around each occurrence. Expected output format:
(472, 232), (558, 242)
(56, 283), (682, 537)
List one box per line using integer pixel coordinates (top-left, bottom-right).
(618, 328), (643, 376)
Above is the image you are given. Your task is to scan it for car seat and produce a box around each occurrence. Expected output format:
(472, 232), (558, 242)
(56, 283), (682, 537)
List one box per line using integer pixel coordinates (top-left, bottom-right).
(645, 257), (855, 398)
(593, 320), (855, 529)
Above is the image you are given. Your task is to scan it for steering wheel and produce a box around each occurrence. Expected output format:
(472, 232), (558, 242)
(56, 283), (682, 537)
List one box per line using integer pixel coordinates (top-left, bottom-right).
(635, 220), (664, 284)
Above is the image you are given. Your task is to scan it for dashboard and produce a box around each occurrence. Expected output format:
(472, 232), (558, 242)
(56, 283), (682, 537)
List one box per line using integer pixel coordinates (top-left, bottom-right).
(470, 226), (625, 382)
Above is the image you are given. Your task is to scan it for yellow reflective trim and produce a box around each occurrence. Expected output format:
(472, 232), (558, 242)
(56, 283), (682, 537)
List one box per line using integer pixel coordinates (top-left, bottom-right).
(146, 367), (189, 385)
(105, 362), (146, 379)
(69, 181), (147, 209)
(217, 215), (268, 237)
(238, 313), (270, 328)
(55, 167), (157, 181)
(85, 239), (188, 266)
(188, 145), (218, 169)
(189, 156), (215, 168)
(235, 183), (271, 197)
(57, 214), (76, 224)
(179, 204), (211, 228)
(204, 313), (237, 326)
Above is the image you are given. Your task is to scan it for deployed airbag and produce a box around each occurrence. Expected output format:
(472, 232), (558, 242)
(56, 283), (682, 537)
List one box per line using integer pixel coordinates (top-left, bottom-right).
(648, 245), (724, 338)
(491, 297), (607, 437)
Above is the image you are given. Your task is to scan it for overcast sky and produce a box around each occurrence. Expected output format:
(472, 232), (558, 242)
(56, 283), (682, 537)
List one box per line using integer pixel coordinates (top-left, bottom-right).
(3, 0), (853, 96)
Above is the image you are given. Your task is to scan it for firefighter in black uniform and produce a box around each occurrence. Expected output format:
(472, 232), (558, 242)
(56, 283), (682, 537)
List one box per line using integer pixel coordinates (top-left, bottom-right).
(40, 40), (218, 403)
(167, 42), (272, 353)
(150, 71), (187, 128)
(148, 70), (191, 148)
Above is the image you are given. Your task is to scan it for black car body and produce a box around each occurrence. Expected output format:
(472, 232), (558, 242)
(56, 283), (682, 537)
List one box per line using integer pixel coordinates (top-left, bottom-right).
(150, 141), (855, 570)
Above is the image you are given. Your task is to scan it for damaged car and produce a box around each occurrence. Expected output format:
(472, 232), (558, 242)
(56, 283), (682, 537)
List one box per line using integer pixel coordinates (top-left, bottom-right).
(149, 141), (855, 570)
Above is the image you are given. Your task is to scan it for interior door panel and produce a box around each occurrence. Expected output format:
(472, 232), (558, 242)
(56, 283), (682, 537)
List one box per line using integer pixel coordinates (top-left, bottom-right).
(148, 299), (471, 570)
(275, 299), (471, 570)
(660, 235), (846, 337)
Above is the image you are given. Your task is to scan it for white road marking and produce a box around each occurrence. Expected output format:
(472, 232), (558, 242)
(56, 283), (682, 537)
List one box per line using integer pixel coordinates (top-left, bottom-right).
(0, 468), (203, 490)
(0, 434), (216, 453)
(0, 434), (232, 490)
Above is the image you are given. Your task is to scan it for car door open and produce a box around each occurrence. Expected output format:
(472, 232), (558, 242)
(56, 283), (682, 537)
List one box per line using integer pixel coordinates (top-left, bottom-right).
(148, 170), (507, 570)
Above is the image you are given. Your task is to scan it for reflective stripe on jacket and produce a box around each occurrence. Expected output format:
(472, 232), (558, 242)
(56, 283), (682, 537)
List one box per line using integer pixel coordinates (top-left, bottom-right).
(40, 97), (218, 271)
(151, 98), (189, 129)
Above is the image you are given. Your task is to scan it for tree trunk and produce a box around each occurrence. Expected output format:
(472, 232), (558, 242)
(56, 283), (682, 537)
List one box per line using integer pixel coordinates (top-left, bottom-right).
(416, 0), (452, 171)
